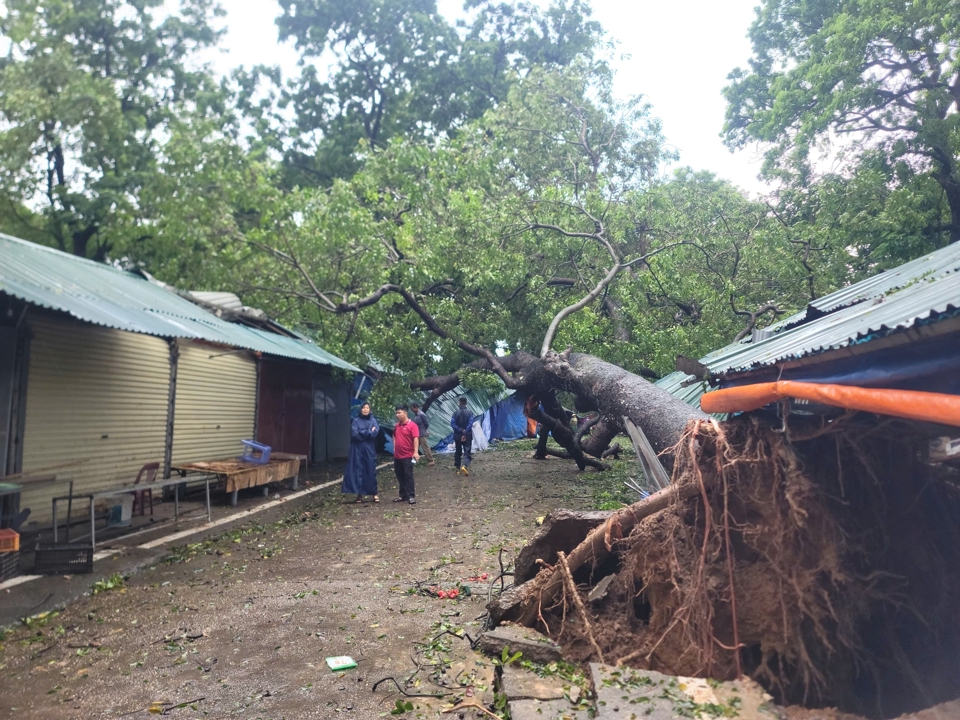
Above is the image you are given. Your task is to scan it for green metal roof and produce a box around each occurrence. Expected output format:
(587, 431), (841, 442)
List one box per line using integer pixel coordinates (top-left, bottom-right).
(0, 233), (360, 373)
(653, 243), (960, 410)
(419, 384), (512, 446)
(701, 242), (960, 378)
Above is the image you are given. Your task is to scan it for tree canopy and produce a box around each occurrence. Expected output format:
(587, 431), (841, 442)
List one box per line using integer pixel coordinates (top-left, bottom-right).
(0, 0), (225, 259)
(270, 0), (603, 185)
(1, 0), (954, 403)
(723, 0), (960, 244)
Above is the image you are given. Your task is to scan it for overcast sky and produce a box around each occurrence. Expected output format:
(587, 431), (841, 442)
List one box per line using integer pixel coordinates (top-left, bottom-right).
(207, 0), (769, 194)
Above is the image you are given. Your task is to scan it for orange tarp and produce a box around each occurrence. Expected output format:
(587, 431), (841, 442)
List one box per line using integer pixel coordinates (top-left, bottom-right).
(700, 381), (960, 427)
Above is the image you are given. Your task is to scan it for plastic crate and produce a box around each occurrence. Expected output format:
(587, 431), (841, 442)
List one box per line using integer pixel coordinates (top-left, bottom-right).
(34, 545), (94, 575)
(0, 551), (19, 582)
(0, 528), (19, 552)
(240, 439), (271, 465)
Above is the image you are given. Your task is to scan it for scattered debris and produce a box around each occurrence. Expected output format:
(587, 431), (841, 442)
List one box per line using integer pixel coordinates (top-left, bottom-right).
(477, 624), (562, 664)
(146, 697), (205, 715)
(586, 574), (615, 603)
(592, 663), (777, 719)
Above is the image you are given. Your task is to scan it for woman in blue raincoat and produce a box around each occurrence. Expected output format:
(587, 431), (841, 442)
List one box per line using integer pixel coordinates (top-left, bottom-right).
(342, 402), (380, 503)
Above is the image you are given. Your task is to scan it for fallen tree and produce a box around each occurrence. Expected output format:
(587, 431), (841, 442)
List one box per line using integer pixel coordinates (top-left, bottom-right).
(262, 188), (711, 470)
(410, 348), (706, 471)
(241, 69), (773, 473)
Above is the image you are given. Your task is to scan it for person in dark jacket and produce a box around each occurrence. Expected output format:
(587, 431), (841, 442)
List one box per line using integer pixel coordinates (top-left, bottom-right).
(451, 396), (474, 476)
(410, 403), (435, 466)
(342, 402), (380, 503)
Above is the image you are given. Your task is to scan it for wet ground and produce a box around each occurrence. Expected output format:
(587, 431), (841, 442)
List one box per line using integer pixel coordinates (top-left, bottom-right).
(0, 442), (601, 719)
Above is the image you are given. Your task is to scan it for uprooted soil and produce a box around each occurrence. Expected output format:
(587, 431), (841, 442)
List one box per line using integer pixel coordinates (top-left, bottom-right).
(535, 415), (960, 719)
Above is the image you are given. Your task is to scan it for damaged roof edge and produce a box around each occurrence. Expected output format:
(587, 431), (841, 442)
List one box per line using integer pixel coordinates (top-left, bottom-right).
(699, 245), (960, 380)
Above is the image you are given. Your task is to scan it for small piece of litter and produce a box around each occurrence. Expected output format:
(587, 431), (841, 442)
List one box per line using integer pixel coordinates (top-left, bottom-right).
(325, 656), (358, 671)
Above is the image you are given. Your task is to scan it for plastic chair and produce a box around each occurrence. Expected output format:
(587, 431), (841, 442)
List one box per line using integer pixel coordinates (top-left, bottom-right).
(240, 440), (271, 465)
(132, 462), (160, 516)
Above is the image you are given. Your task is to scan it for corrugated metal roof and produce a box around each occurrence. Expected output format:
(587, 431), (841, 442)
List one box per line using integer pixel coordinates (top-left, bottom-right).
(654, 371), (710, 409)
(188, 291), (245, 312)
(711, 275), (960, 375)
(810, 241), (960, 314)
(702, 245), (960, 378)
(421, 384), (513, 439)
(0, 233), (360, 373)
(652, 243), (960, 397)
(380, 384), (512, 447)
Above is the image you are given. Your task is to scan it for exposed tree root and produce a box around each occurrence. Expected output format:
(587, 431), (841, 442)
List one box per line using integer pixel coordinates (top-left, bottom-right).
(498, 480), (701, 627)
(505, 415), (960, 719)
(557, 550), (605, 663)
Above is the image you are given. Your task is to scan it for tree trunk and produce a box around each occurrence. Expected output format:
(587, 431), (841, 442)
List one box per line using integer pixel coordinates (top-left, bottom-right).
(427, 350), (705, 470)
(538, 351), (706, 468)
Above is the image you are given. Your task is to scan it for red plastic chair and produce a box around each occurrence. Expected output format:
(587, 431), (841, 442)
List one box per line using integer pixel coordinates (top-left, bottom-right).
(132, 462), (160, 516)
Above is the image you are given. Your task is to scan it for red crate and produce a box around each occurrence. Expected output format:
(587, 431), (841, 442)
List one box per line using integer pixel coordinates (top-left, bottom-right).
(0, 528), (19, 552)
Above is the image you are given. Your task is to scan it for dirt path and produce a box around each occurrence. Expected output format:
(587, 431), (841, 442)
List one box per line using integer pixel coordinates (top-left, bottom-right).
(0, 442), (605, 719)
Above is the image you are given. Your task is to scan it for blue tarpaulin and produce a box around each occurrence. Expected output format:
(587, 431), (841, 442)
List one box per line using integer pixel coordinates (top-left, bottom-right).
(489, 394), (530, 442)
(721, 333), (960, 395)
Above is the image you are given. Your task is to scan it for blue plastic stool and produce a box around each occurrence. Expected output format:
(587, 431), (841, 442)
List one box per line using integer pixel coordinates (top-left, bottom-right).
(240, 440), (271, 465)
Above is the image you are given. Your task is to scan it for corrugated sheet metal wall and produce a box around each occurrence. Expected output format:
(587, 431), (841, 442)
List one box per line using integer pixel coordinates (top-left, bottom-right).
(171, 342), (256, 463)
(20, 316), (170, 523)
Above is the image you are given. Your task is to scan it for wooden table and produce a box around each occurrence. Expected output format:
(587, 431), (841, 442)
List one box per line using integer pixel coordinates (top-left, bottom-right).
(172, 454), (303, 506)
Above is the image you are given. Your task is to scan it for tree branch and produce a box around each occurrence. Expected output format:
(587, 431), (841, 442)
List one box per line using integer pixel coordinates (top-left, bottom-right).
(326, 284), (520, 388)
(730, 296), (784, 342)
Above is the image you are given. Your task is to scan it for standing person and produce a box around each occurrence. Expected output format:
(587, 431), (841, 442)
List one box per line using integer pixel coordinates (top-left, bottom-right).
(392, 405), (420, 504)
(451, 396), (474, 476)
(410, 403), (435, 466)
(341, 402), (380, 503)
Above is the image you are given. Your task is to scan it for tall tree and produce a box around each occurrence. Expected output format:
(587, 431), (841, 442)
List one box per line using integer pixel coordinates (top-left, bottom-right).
(221, 66), (820, 467)
(272, 0), (603, 186)
(0, 0), (224, 259)
(723, 0), (960, 244)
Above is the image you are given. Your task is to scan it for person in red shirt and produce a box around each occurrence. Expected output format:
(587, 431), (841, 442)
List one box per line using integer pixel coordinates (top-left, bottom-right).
(392, 405), (420, 504)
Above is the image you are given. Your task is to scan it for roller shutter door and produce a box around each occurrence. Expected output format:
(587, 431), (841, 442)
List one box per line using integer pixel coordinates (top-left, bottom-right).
(20, 316), (171, 524)
(172, 342), (256, 463)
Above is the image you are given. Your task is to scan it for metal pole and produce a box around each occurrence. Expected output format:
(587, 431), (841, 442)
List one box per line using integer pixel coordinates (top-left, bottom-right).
(65, 480), (74, 543)
(205, 477), (211, 523)
(163, 340), (180, 480)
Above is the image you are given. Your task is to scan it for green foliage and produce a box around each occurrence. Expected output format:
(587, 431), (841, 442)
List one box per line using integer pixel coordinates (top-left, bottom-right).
(5, 0), (941, 387)
(367, 373), (416, 420)
(459, 368), (505, 394)
(21, 610), (60, 630)
(91, 572), (125, 595)
(390, 699), (414, 714)
(588, 453), (635, 510)
(231, 63), (694, 375)
(724, 0), (960, 245)
(492, 645), (522, 668)
(0, 0), (226, 259)
(271, 0), (604, 185)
